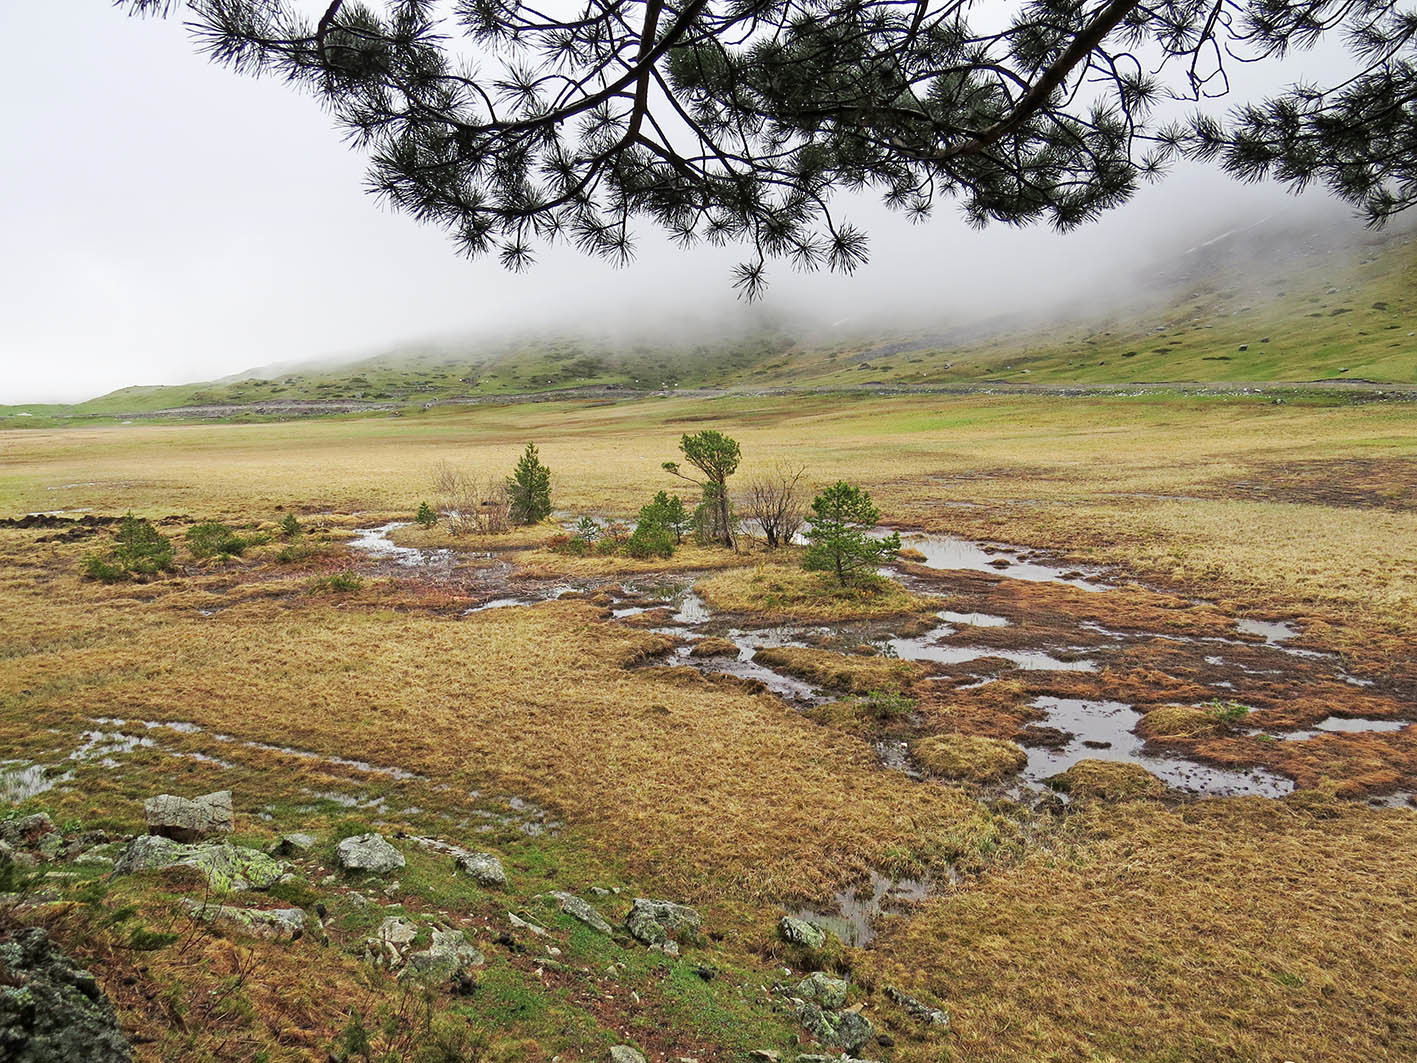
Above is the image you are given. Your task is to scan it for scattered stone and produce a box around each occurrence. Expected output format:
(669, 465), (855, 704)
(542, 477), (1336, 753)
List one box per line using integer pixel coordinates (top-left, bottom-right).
(112, 835), (285, 892)
(796, 971), (849, 1009)
(399, 928), (486, 984)
(454, 851), (508, 889)
(625, 898), (702, 947)
(885, 985), (950, 1027)
(507, 911), (548, 936)
(798, 1003), (874, 1054)
(180, 899), (306, 941)
(550, 891), (613, 935)
(35, 834), (64, 861)
(608, 1047), (646, 1063)
(748, 1051), (781, 1062)
(365, 917), (419, 967)
(0, 926), (131, 1062)
(144, 791), (234, 842)
(335, 833), (405, 875)
(267, 833), (316, 857)
(778, 916), (827, 950)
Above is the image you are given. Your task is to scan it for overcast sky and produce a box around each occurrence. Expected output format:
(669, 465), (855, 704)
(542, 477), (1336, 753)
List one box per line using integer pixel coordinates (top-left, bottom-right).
(0, 1), (1366, 403)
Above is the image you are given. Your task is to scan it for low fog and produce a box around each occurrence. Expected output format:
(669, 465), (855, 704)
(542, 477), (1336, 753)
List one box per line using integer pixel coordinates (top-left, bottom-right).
(0, 2), (1378, 403)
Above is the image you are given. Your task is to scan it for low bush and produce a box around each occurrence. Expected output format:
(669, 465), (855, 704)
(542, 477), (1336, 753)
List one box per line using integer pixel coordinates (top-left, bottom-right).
(278, 513), (302, 538)
(81, 513), (175, 582)
(310, 571), (362, 593)
(188, 521), (260, 558)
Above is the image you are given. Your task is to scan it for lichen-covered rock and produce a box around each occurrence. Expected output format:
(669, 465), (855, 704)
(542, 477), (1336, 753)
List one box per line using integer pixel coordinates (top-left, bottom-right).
(335, 833), (405, 875)
(113, 835), (285, 892)
(778, 915), (827, 949)
(180, 899), (306, 941)
(624, 898), (702, 947)
(0, 926), (131, 1062)
(399, 928), (486, 984)
(0, 814), (54, 848)
(549, 891), (613, 935)
(607, 1047), (646, 1063)
(364, 917), (419, 968)
(798, 1002), (874, 1054)
(454, 851), (507, 889)
(797, 971), (849, 1009)
(144, 791), (234, 842)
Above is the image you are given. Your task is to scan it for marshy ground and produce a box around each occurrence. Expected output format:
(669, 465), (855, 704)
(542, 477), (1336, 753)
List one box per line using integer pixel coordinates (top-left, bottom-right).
(2, 391), (1415, 1062)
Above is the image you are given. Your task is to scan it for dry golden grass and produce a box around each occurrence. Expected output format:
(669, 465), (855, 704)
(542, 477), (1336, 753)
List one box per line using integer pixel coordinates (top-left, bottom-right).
(859, 798), (1417, 1063)
(911, 734), (1028, 784)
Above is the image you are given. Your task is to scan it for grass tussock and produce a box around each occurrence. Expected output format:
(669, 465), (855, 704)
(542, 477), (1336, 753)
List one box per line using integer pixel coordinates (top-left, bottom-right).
(1048, 759), (1166, 800)
(696, 560), (939, 622)
(751, 645), (925, 694)
(911, 733), (1028, 783)
(1137, 703), (1229, 739)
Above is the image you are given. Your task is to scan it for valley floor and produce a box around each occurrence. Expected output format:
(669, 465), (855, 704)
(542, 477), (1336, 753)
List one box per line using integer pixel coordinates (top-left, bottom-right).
(1, 391), (1414, 1062)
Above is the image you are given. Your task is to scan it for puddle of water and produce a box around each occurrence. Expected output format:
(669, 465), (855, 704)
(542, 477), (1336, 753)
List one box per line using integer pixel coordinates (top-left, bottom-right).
(899, 533), (1108, 591)
(938, 610), (1010, 627)
(789, 871), (932, 947)
(71, 731), (155, 762)
(1023, 697), (1293, 797)
(1276, 716), (1411, 741)
(465, 597), (529, 613)
(1236, 618), (1298, 643)
(662, 646), (825, 704)
(893, 637), (1098, 673)
(671, 591), (711, 625)
(0, 762), (74, 804)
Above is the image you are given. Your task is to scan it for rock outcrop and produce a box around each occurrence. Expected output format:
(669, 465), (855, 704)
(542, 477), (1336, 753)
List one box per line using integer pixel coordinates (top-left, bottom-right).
(113, 835), (285, 892)
(0, 926), (131, 1062)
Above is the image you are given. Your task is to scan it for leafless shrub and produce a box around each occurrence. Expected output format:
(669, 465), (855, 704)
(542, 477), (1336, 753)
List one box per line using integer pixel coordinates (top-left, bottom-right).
(742, 464), (807, 549)
(432, 461), (511, 536)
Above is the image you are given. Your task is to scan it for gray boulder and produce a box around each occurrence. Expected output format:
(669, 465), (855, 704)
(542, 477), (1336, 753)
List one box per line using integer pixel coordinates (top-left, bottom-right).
(399, 928), (486, 984)
(607, 1047), (646, 1063)
(454, 851), (507, 889)
(625, 898), (702, 947)
(179, 900), (306, 941)
(0, 927), (131, 1062)
(550, 891), (613, 935)
(797, 971), (849, 1009)
(798, 1002), (874, 1054)
(778, 915), (827, 949)
(335, 833), (405, 875)
(144, 791), (233, 842)
(113, 835), (285, 893)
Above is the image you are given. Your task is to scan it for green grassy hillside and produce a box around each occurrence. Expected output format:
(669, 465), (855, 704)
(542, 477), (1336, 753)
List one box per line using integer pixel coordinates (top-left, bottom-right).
(6, 216), (1414, 425)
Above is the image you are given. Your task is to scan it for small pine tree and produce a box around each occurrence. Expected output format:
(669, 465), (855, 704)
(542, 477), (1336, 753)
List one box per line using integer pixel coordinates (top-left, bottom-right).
(803, 482), (900, 587)
(415, 501), (437, 528)
(279, 513), (302, 538)
(638, 491), (690, 544)
(506, 443), (552, 525)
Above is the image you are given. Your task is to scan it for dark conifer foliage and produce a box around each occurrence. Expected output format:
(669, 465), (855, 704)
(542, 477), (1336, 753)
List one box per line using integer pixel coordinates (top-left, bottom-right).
(122, 1), (1417, 294)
